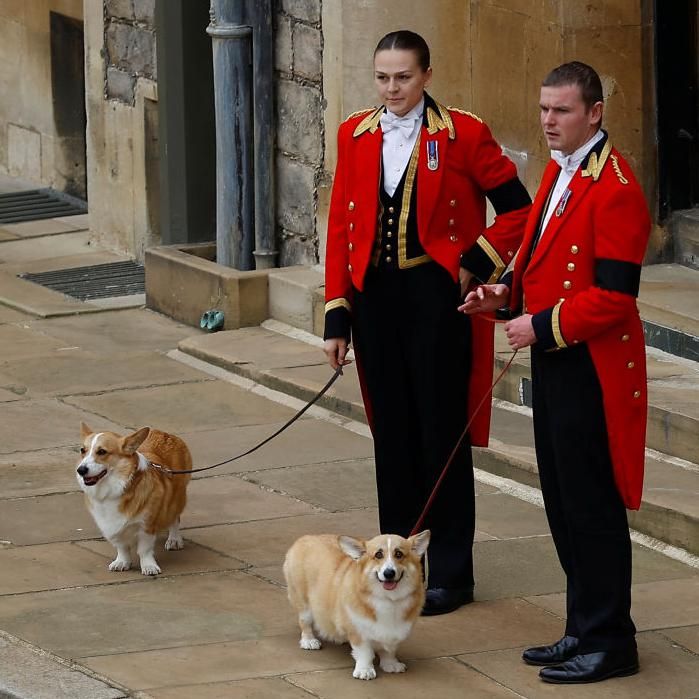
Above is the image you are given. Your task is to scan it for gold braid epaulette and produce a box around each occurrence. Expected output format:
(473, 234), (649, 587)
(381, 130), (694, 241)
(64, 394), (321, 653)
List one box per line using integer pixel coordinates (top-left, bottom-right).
(344, 107), (375, 121)
(447, 107), (483, 123)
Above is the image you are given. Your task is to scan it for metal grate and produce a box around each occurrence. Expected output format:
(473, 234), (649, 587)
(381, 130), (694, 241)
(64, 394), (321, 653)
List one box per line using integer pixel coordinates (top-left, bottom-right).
(0, 189), (87, 224)
(20, 261), (145, 300)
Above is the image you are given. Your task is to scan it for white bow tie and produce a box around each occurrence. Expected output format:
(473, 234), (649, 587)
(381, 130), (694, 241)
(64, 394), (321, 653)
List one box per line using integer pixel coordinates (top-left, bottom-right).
(551, 150), (583, 177)
(380, 111), (419, 138)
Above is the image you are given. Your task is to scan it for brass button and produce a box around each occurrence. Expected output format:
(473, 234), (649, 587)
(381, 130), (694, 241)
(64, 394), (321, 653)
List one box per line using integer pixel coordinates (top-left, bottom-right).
(386, 256), (392, 263)
(450, 199), (457, 207)
(567, 262), (576, 272)
(508, 250), (514, 257)
(385, 244), (392, 251)
(348, 201), (355, 210)
(348, 243), (353, 251)
(559, 297), (565, 302)
(448, 218), (455, 226)
(563, 280), (572, 290)
(621, 334), (630, 342)
(573, 340), (579, 344)
(633, 390), (641, 398)
(387, 231), (393, 238)
(347, 264), (353, 272)
(571, 245), (579, 254)
(387, 218), (394, 225)
(627, 361), (635, 369)
(349, 222), (354, 231)
(388, 206), (395, 214)
(449, 234), (458, 242)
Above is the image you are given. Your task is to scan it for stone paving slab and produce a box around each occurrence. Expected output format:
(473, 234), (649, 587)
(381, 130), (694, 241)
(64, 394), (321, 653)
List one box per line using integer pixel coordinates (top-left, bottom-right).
(462, 630), (699, 699)
(289, 656), (517, 698)
(0, 385), (24, 402)
(660, 625), (699, 654)
(0, 571), (291, 660)
(0, 230), (93, 265)
(527, 576), (699, 632)
(0, 228), (18, 241)
(0, 350), (207, 397)
(82, 635), (353, 691)
(179, 418), (374, 476)
(0, 398), (125, 454)
(147, 676), (314, 699)
(0, 447), (85, 497)
(0, 217), (89, 238)
(64, 380), (297, 434)
(0, 323), (77, 360)
(0, 631), (127, 699)
(0, 304), (29, 322)
(28, 307), (200, 354)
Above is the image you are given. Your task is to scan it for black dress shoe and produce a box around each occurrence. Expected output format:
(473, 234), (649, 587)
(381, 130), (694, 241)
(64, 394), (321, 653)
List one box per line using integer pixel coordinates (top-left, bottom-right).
(539, 647), (639, 684)
(522, 635), (579, 666)
(421, 586), (474, 616)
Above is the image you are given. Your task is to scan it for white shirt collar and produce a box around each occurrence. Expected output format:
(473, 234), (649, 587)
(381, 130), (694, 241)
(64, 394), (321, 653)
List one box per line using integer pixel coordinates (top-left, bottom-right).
(551, 129), (605, 176)
(385, 96), (425, 122)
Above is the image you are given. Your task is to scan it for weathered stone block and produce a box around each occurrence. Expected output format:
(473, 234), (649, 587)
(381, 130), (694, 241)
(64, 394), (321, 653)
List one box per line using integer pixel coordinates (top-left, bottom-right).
(276, 80), (322, 161)
(106, 66), (135, 103)
(133, 0), (155, 26)
(282, 0), (320, 24)
(292, 22), (321, 81)
(276, 156), (315, 236)
(105, 0), (135, 21)
(279, 234), (318, 267)
(268, 267), (323, 331)
(274, 14), (293, 73)
(8, 124), (41, 182)
(106, 22), (156, 77)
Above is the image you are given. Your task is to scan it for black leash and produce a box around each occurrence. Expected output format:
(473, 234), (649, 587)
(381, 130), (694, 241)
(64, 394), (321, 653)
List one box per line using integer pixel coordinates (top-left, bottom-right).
(150, 365), (344, 475)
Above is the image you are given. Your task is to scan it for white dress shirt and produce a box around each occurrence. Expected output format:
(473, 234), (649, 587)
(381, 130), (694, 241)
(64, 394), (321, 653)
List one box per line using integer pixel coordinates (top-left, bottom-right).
(380, 98), (424, 197)
(540, 129), (605, 237)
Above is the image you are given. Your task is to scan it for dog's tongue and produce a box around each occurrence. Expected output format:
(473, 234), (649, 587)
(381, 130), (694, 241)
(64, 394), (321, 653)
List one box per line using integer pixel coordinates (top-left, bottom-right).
(382, 581), (398, 591)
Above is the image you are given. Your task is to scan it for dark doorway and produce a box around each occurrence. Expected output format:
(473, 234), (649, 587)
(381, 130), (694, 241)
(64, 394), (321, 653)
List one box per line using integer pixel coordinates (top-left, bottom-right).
(50, 12), (87, 201)
(655, 0), (699, 220)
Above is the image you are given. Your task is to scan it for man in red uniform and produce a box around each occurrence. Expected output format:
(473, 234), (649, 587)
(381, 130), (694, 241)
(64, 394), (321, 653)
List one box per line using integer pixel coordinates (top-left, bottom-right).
(324, 31), (530, 615)
(461, 61), (650, 682)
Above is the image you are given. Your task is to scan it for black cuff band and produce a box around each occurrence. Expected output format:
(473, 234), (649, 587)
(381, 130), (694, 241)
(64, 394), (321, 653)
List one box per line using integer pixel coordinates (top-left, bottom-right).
(324, 307), (351, 342)
(486, 176), (532, 214)
(532, 307), (556, 350)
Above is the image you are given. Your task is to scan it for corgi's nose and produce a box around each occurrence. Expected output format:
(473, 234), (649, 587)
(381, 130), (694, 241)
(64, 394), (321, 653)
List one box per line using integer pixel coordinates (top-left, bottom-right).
(383, 567), (396, 580)
(77, 465), (88, 476)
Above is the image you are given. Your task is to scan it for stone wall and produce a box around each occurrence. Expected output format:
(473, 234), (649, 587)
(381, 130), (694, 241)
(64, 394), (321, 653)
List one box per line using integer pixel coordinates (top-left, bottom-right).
(0, 0), (85, 195)
(274, 0), (325, 267)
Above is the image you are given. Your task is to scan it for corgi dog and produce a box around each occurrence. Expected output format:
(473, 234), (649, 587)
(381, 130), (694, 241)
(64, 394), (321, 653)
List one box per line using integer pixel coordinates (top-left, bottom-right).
(76, 422), (192, 575)
(283, 530), (430, 680)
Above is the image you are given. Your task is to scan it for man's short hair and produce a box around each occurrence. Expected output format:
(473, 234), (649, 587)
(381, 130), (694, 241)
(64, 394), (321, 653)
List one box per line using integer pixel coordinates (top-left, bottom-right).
(542, 62), (604, 111)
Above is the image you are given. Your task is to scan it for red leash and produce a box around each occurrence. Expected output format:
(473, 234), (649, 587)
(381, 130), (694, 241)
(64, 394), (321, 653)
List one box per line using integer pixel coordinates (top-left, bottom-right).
(409, 343), (518, 537)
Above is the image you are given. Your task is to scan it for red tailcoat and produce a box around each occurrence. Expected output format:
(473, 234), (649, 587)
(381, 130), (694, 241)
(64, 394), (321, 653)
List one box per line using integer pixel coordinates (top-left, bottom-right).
(510, 135), (651, 509)
(325, 97), (530, 445)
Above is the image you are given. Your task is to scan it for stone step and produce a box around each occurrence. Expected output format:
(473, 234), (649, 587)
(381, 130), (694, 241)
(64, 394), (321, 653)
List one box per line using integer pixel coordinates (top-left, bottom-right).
(672, 208), (699, 271)
(638, 263), (699, 362)
(177, 322), (699, 557)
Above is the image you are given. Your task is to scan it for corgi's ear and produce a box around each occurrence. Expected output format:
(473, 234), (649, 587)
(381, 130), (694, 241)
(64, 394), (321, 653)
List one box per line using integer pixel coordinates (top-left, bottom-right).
(409, 530), (430, 557)
(121, 427), (151, 455)
(80, 421), (93, 439)
(338, 535), (366, 561)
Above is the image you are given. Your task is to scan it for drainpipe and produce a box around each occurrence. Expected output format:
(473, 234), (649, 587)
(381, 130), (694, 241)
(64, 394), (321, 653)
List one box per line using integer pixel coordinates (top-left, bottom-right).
(207, 0), (254, 270)
(250, 0), (278, 269)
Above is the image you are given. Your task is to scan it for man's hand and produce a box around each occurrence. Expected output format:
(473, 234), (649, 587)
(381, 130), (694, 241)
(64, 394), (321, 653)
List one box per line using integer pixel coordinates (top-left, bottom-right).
(504, 314), (536, 350)
(458, 267), (474, 299)
(324, 338), (352, 370)
(458, 284), (510, 314)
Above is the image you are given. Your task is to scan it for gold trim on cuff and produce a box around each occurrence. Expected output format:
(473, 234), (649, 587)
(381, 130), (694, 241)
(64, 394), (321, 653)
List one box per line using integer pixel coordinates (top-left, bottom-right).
(325, 298), (351, 314)
(552, 300), (567, 349)
(476, 235), (506, 284)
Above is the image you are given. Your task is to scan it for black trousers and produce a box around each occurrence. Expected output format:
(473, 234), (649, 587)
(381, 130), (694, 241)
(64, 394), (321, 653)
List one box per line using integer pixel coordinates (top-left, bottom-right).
(531, 343), (636, 653)
(352, 262), (474, 589)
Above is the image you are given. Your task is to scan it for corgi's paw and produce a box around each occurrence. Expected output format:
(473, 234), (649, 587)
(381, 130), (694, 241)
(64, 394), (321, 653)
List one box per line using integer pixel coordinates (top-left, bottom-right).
(380, 658), (406, 673)
(140, 561), (161, 576)
(352, 666), (377, 681)
(300, 637), (321, 650)
(165, 536), (184, 551)
(108, 558), (132, 572)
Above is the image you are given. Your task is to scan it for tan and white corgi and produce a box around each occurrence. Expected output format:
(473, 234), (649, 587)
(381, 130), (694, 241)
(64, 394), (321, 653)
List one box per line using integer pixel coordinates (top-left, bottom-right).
(76, 422), (192, 575)
(283, 530), (430, 680)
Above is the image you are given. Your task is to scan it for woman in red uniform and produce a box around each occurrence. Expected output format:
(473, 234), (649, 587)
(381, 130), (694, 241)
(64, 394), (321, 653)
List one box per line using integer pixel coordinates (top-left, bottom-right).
(323, 30), (530, 615)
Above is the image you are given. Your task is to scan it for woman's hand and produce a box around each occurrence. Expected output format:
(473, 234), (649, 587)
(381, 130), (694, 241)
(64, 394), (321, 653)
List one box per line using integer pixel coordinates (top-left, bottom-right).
(458, 284), (510, 314)
(324, 338), (352, 370)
